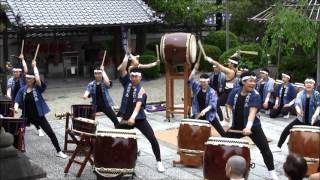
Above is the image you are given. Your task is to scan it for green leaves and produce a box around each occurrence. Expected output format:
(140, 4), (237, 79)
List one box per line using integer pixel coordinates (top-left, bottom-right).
(263, 4), (319, 56)
(148, 0), (222, 27)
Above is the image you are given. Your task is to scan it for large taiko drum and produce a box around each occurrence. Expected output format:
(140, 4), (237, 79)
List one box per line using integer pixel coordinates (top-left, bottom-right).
(288, 125), (320, 176)
(203, 137), (251, 180)
(160, 33), (197, 66)
(175, 119), (211, 166)
(94, 129), (137, 179)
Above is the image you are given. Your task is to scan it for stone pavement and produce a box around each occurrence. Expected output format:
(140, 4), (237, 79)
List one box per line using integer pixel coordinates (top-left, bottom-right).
(20, 77), (297, 180)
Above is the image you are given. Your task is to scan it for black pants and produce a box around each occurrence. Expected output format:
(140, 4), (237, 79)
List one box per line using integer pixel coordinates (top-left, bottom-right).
(98, 105), (119, 128)
(225, 126), (275, 171)
(277, 119), (320, 148)
(219, 88), (232, 106)
(216, 98), (224, 121)
(269, 105), (291, 118)
(31, 116), (61, 152)
(192, 115), (226, 137)
(117, 119), (161, 161)
(24, 115), (40, 130)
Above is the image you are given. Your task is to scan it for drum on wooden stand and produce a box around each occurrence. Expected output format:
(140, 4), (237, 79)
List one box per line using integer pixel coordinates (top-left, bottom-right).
(288, 125), (320, 176)
(72, 117), (97, 135)
(203, 137), (251, 180)
(160, 32), (197, 66)
(94, 129), (138, 179)
(173, 119), (211, 167)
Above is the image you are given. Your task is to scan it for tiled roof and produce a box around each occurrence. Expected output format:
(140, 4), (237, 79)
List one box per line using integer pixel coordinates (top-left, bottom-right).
(1, 0), (161, 28)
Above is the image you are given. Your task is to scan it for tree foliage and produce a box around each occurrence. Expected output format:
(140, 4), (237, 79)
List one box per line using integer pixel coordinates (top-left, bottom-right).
(262, 2), (319, 56)
(147, 0), (222, 27)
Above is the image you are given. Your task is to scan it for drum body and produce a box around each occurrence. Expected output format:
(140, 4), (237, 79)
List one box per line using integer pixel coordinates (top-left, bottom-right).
(72, 117), (97, 134)
(94, 129), (137, 178)
(203, 137), (251, 180)
(178, 119), (211, 150)
(288, 125), (320, 175)
(0, 97), (13, 117)
(160, 33), (197, 66)
(71, 104), (96, 120)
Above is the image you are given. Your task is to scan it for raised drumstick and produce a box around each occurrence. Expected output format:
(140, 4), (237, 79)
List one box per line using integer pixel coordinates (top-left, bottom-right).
(197, 40), (207, 58)
(227, 129), (243, 134)
(101, 50), (107, 66)
(33, 44), (40, 61)
(20, 40), (24, 55)
(156, 44), (160, 60)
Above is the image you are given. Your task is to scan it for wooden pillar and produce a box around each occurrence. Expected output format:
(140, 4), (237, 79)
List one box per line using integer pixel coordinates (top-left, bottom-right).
(1, 17), (8, 95)
(135, 25), (146, 55)
(317, 35), (320, 82)
(113, 26), (121, 77)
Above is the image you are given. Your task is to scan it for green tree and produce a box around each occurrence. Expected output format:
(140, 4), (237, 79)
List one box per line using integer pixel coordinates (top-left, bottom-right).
(148, 0), (222, 29)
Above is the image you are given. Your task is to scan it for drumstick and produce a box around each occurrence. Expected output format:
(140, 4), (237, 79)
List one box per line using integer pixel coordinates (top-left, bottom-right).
(227, 129), (243, 134)
(101, 50), (107, 66)
(20, 40), (24, 55)
(197, 40), (207, 58)
(156, 44), (160, 61)
(33, 44), (40, 61)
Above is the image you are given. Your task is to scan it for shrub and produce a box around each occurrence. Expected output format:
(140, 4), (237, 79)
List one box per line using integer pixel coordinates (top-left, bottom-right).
(200, 44), (222, 72)
(138, 55), (160, 79)
(279, 56), (316, 82)
(204, 30), (239, 51)
(219, 43), (263, 70)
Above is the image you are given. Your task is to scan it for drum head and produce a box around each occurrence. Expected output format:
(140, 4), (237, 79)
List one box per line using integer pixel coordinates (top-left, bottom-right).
(291, 125), (320, 132)
(188, 35), (197, 64)
(206, 137), (250, 147)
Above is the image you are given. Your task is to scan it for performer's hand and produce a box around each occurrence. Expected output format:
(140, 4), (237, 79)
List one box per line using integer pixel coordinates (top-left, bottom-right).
(242, 127), (252, 136)
(199, 110), (206, 118)
(18, 53), (24, 60)
(205, 56), (214, 64)
(297, 110), (304, 117)
(263, 102), (268, 109)
(273, 104), (279, 109)
(82, 96), (87, 100)
(311, 115), (318, 125)
(100, 65), (104, 71)
(10, 107), (18, 114)
(224, 116), (231, 122)
(156, 59), (160, 66)
(128, 118), (135, 126)
(283, 104), (290, 108)
(32, 59), (36, 68)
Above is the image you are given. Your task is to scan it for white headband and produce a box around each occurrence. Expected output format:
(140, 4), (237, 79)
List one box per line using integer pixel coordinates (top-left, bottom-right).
(242, 75), (256, 81)
(305, 78), (315, 84)
(130, 72), (142, 77)
(275, 79), (284, 84)
(25, 74), (35, 78)
(294, 83), (305, 88)
(94, 70), (102, 73)
(13, 68), (22, 72)
(282, 73), (290, 79)
(199, 78), (210, 82)
(228, 59), (238, 65)
(260, 70), (269, 75)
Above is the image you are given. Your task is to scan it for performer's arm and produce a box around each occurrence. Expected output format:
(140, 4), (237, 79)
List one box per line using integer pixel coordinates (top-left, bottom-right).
(243, 107), (258, 135)
(100, 65), (111, 87)
(7, 88), (11, 99)
(225, 104), (232, 122)
(19, 54), (28, 73)
(32, 60), (41, 87)
(128, 88), (145, 125)
(285, 99), (295, 107)
(273, 97), (279, 109)
(189, 60), (200, 81)
(118, 54), (130, 77)
(311, 106), (320, 125)
(205, 57), (235, 80)
(83, 90), (90, 99)
(138, 59), (160, 69)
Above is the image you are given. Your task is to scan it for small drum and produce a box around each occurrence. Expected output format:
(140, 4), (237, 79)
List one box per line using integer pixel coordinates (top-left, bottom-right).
(160, 33), (197, 66)
(288, 125), (320, 175)
(71, 104), (96, 120)
(94, 129), (137, 179)
(0, 96), (13, 117)
(204, 137), (251, 180)
(72, 117), (97, 135)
